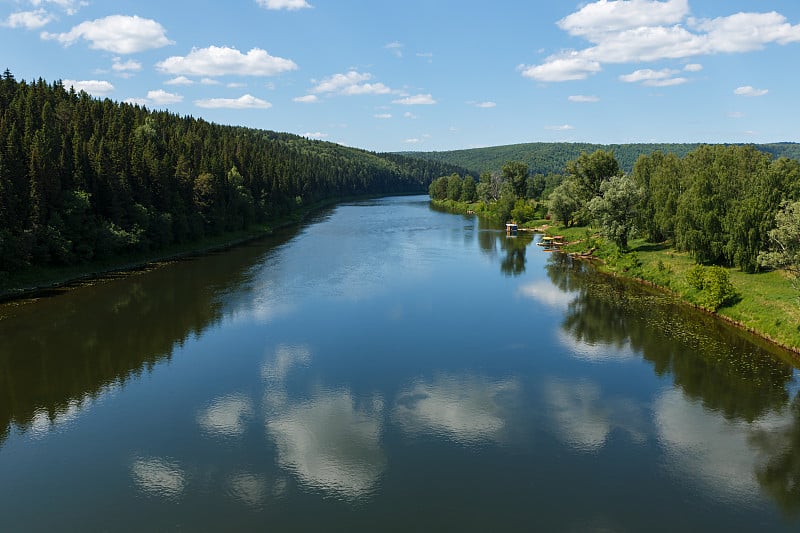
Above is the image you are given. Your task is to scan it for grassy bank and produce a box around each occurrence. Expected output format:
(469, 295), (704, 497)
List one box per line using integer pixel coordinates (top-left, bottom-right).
(0, 194), (372, 302)
(549, 225), (800, 353)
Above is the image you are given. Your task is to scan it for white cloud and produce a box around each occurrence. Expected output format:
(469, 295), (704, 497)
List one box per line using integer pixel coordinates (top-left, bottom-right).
(147, 89), (183, 105)
(293, 94), (318, 103)
(404, 112), (417, 119)
(619, 68), (686, 87)
(309, 71), (391, 96)
(374, 113), (392, 119)
(124, 97), (149, 106)
(645, 76), (687, 87)
(519, 54), (602, 82)
(385, 41), (403, 57)
(475, 101), (496, 108)
(727, 111), (745, 118)
(201, 77), (221, 85)
(256, 0), (312, 10)
(165, 76), (193, 86)
(683, 63), (703, 72)
(404, 138), (422, 144)
(195, 94), (272, 109)
(558, 0), (689, 40)
(41, 15), (173, 54)
(734, 85), (768, 97)
(545, 124), (575, 131)
(227, 82), (247, 88)
(3, 9), (54, 29)
(32, 0), (86, 16)
(157, 46), (297, 77)
(568, 94), (599, 103)
(523, 2), (800, 83)
(392, 93), (436, 105)
(303, 132), (328, 139)
(62, 79), (114, 96)
(112, 57), (141, 73)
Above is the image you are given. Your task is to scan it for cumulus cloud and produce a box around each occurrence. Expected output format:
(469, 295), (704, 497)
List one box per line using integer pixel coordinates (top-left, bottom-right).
(519, 55), (602, 82)
(3, 9), (54, 29)
(112, 57), (141, 73)
(256, 0), (312, 10)
(303, 132), (328, 139)
(404, 138), (422, 144)
(619, 68), (687, 86)
(146, 89), (183, 105)
(392, 93), (436, 105)
(157, 46), (297, 77)
(34, 0), (87, 16)
(308, 71), (391, 96)
(374, 113), (392, 119)
(403, 111), (417, 119)
(683, 63), (703, 71)
(41, 15), (173, 54)
(62, 79), (114, 96)
(522, 0), (800, 83)
(545, 124), (575, 131)
(293, 94), (318, 103)
(475, 101), (496, 108)
(195, 94), (272, 109)
(734, 85), (768, 97)
(165, 76), (193, 86)
(568, 94), (600, 102)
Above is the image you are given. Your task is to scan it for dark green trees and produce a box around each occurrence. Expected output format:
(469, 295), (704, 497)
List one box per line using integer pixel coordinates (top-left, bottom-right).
(0, 72), (465, 275)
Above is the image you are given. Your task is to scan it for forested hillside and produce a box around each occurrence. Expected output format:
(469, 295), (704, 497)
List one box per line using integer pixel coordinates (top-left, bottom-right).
(404, 142), (800, 175)
(0, 71), (465, 275)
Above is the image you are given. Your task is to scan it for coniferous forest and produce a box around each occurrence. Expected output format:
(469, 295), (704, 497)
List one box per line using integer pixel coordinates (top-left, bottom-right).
(0, 71), (466, 276)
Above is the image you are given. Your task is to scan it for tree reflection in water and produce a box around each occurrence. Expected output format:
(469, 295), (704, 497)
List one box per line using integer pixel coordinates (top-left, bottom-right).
(545, 252), (800, 515)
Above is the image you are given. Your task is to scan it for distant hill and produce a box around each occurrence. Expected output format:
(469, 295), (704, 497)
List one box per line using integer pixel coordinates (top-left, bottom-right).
(400, 142), (800, 176)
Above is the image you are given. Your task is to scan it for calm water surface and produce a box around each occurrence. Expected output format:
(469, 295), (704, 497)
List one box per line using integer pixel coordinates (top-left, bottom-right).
(1, 195), (799, 531)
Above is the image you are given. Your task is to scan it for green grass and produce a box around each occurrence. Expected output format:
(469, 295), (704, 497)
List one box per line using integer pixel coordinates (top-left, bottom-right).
(549, 228), (800, 353)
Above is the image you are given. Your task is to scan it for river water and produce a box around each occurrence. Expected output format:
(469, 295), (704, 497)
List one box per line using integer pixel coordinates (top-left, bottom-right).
(1, 195), (799, 531)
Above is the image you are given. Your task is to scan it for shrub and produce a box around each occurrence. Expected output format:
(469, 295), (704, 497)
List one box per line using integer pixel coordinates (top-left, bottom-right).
(685, 264), (737, 311)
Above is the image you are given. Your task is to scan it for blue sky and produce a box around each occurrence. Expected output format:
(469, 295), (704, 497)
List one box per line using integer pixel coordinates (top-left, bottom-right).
(2, 0), (800, 152)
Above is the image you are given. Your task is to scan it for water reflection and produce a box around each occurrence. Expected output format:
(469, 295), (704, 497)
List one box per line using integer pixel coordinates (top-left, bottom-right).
(265, 389), (386, 500)
(130, 456), (187, 500)
(393, 374), (520, 446)
(544, 378), (645, 452)
(476, 226), (534, 276)
(197, 394), (254, 438)
(227, 472), (268, 509)
(546, 253), (795, 421)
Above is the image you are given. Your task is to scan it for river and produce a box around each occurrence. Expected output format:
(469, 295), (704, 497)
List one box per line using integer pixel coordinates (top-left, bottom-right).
(1, 195), (799, 531)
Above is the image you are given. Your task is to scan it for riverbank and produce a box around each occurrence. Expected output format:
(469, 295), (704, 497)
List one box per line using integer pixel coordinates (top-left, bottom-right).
(548, 225), (800, 356)
(0, 193), (386, 303)
(431, 198), (800, 356)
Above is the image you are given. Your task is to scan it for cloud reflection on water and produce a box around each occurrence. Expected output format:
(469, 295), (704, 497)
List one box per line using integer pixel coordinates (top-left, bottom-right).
(265, 389), (386, 501)
(544, 378), (646, 452)
(197, 394), (254, 438)
(654, 388), (790, 502)
(393, 374), (520, 446)
(130, 456), (186, 499)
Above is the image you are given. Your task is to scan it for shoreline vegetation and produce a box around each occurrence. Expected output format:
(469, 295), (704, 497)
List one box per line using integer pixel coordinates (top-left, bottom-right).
(0, 193), (383, 303)
(432, 197), (800, 361)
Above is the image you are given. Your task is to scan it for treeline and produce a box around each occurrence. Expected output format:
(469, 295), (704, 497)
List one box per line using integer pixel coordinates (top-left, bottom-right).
(404, 141), (800, 176)
(549, 146), (800, 274)
(428, 161), (551, 223)
(0, 71), (466, 274)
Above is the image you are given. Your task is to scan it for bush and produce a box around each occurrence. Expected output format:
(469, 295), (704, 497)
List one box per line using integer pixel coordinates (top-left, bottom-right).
(685, 264), (737, 311)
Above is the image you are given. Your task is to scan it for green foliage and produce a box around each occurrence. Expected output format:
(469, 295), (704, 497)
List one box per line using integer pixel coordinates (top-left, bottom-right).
(566, 149), (621, 202)
(587, 175), (643, 249)
(501, 160), (528, 198)
(548, 179), (580, 227)
(460, 175), (477, 202)
(510, 199), (536, 223)
(0, 72), (468, 275)
(685, 264), (738, 311)
(759, 201), (800, 289)
(446, 173), (463, 201)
